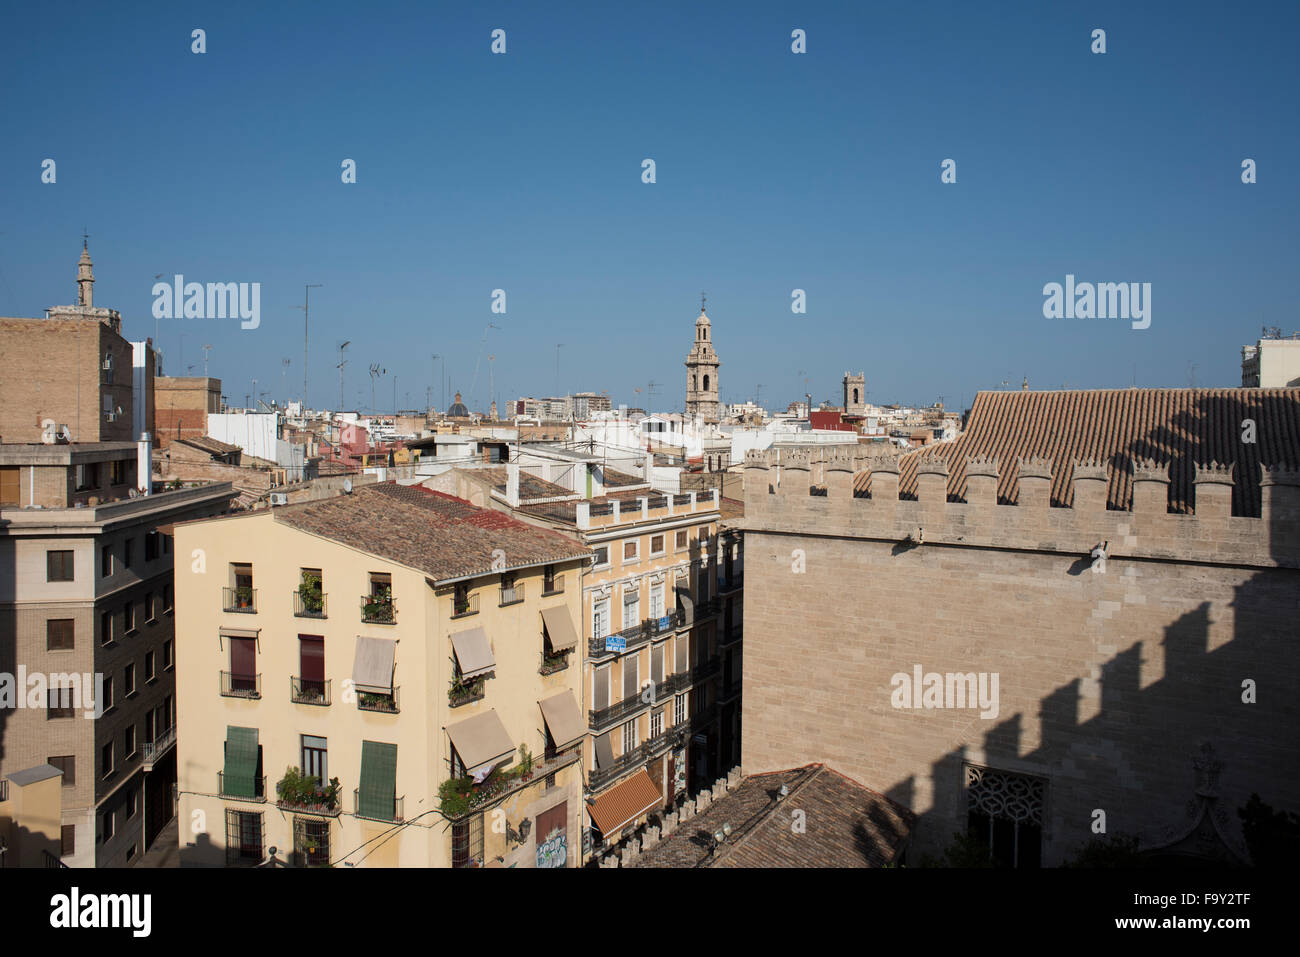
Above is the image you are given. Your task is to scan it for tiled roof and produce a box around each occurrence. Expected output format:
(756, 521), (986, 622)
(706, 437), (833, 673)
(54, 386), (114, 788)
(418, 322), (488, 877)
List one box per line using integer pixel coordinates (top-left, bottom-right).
(272, 482), (590, 582)
(175, 435), (242, 456)
(602, 467), (647, 487)
(864, 389), (1300, 516)
(634, 765), (914, 868)
(473, 467), (575, 500)
(588, 768), (663, 836)
(718, 496), (745, 521)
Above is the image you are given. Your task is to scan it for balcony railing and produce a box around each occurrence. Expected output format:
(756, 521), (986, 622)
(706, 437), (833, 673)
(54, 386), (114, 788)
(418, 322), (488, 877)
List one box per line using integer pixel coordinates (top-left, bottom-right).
(357, 687), (400, 713)
(588, 729), (678, 792)
(354, 789), (404, 823)
(541, 574), (565, 596)
(141, 725), (177, 770)
(691, 658), (721, 683)
(443, 748), (582, 822)
(220, 671), (261, 699)
(449, 674), (488, 708)
(290, 677), (331, 706)
(588, 609), (685, 658)
(293, 591), (327, 618)
(223, 586), (257, 613)
(218, 772), (267, 802)
(539, 650), (572, 675)
(499, 582), (525, 607)
(360, 595), (396, 624)
(450, 593), (479, 619)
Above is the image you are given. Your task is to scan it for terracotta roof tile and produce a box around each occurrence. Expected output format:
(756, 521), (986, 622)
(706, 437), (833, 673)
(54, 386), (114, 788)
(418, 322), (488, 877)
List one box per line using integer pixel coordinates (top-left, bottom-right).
(273, 482), (590, 582)
(885, 388), (1300, 515)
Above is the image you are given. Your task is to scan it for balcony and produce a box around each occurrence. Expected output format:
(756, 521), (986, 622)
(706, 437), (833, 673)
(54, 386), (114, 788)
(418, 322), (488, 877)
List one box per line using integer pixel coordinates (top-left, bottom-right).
(442, 748), (582, 821)
(360, 594), (396, 625)
(691, 658), (721, 683)
(290, 677), (331, 707)
(539, 650), (572, 676)
(449, 673), (488, 708)
(354, 789), (405, 823)
(293, 590), (327, 618)
(587, 609), (684, 658)
(220, 671), (261, 699)
(498, 582), (525, 607)
(450, 593), (479, 619)
(223, 586), (256, 613)
(218, 772), (267, 802)
(141, 725), (176, 770)
(541, 574), (565, 597)
(587, 729), (679, 792)
(357, 687), (400, 714)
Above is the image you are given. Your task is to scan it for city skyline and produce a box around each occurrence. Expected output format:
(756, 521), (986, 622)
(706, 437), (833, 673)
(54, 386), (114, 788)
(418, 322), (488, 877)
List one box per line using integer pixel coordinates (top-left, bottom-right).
(3, 1), (1296, 412)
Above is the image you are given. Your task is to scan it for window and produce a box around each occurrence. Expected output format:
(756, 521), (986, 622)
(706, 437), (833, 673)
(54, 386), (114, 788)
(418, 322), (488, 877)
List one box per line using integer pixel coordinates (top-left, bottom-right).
(111, 459), (127, 486)
(163, 534), (171, 555)
(164, 583), (173, 612)
(293, 816), (331, 867)
(47, 550), (74, 582)
(593, 598), (610, 642)
(124, 601), (135, 633)
(122, 538), (133, 569)
(46, 619), (74, 651)
(649, 582), (665, 620)
(543, 564), (559, 594)
(101, 741), (114, 778)
(75, 462), (100, 492)
(297, 636), (325, 701)
(650, 534), (665, 555)
(966, 765), (1045, 869)
(301, 735), (328, 785)
(622, 586), (640, 629)
(47, 686), (75, 719)
(0, 465), (19, 506)
(125, 725), (137, 759)
(124, 662), (136, 698)
(230, 562), (254, 610)
(163, 640), (174, 670)
(452, 582), (475, 618)
(451, 814), (484, 868)
(650, 709), (663, 738)
(145, 709), (156, 746)
(674, 693), (686, 725)
(226, 809), (264, 865)
(592, 545), (609, 568)
(621, 720), (638, 753)
(101, 545), (113, 577)
(61, 825), (75, 856)
(227, 636), (257, 694)
(103, 675), (114, 711)
(145, 532), (159, 562)
(101, 808), (114, 842)
(100, 610), (112, 645)
(675, 529), (688, 550)
(49, 755), (75, 787)
(145, 650), (156, 681)
(623, 540), (639, 563)
(144, 592), (155, 622)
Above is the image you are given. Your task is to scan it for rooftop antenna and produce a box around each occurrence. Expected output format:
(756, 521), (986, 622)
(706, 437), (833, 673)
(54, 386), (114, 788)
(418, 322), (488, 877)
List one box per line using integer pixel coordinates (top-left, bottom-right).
(338, 340), (351, 411)
(296, 283), (323, 409)
(281, 358), (291, 406)
(368, 363), (386, 414)
(202, 343), (212, 376)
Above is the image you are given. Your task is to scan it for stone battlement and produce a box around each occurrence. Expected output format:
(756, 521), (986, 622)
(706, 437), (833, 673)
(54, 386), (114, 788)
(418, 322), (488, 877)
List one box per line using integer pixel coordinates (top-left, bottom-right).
(741, 448), (1300, 569)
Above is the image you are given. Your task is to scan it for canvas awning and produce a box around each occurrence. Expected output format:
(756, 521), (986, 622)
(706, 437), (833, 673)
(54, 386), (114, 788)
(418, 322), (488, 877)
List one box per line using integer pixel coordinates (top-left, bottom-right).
(593, 732), (615, 770)
(538, 690), (585, 750)
(446, 710), (515, 777)
(540, 606), (579, 652)
(223, 726), (259, 799)
(219, 626), (260, 640)
(587, 768), (662, 836)
(352, 636), (396, 694)
(450, 627), (496, 679)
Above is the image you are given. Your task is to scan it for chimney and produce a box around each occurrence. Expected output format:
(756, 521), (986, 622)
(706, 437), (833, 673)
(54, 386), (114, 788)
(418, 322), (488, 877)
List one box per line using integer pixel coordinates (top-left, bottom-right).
(506, 461), (520, 506)
(137, 432), (152, 495)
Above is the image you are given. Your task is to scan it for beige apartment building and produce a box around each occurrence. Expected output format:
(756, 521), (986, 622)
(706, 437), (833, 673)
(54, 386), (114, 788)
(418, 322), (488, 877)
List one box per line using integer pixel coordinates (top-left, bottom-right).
(433, 463), (743, 862)
(174, 482), (591, 867)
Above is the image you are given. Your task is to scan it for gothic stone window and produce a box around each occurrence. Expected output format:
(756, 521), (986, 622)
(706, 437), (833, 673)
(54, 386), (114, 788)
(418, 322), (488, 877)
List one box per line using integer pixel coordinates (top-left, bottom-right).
(965, 764), (1045, 868)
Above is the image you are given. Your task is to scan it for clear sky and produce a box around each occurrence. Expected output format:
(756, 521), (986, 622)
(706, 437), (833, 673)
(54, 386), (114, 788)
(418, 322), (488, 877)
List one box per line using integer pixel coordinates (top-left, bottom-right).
(2, 1), (1297, 414)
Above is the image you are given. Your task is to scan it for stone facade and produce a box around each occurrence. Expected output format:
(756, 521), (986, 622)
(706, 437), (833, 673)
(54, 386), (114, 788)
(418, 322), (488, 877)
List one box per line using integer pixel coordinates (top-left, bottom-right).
(684, 309), (721, 421)
(739, 446), (1300, 866)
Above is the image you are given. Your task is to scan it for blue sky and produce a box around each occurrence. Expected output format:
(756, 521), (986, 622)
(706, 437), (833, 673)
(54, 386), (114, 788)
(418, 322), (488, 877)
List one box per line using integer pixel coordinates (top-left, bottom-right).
(2, 1), (1297, 413)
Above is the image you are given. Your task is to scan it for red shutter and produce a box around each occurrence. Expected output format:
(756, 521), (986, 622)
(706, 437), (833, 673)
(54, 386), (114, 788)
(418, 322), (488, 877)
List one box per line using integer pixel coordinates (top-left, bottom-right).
(299, 636), (325, 681)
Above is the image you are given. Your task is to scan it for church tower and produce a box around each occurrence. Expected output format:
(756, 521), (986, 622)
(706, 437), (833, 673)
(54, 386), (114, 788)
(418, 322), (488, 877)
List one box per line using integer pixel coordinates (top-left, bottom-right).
(843, 371), (865, 414)
(77, 238), (94, 308)
(684, 301), (721, 420)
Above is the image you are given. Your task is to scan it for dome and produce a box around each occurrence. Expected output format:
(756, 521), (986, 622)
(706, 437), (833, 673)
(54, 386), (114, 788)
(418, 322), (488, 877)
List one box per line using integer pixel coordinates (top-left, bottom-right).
(447, 392), (470, 418)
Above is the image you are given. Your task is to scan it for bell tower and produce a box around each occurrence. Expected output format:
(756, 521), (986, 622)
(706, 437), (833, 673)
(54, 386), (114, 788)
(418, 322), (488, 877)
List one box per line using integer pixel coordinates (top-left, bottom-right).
(684, 298), (721, 421)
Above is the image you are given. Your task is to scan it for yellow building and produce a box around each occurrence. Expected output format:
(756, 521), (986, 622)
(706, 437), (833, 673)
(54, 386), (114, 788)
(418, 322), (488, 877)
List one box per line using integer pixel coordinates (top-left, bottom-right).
(433, 464), (742, 862)
(174, 482), (590, 867)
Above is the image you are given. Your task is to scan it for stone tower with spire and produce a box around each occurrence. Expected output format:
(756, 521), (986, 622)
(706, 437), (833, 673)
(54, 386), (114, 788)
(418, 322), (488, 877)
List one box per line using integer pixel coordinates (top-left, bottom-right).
(48, 238), (122, 334)
(77, 238), (94, 307)
(684, 302), (721, 420)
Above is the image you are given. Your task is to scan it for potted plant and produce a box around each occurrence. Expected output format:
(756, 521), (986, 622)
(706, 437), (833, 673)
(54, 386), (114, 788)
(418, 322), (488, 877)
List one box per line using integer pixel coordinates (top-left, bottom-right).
(518, 743), (534, 780)
(298, 571), (323, 614)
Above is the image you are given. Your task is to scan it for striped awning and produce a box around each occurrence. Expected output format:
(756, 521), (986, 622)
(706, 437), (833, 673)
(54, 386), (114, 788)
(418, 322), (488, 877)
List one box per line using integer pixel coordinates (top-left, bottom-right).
(588, 768), (662, 836)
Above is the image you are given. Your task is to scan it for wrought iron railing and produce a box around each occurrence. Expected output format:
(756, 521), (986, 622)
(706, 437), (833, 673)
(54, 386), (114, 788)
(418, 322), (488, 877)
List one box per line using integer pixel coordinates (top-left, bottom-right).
(290, 677), (331, 706)
(587, 609), (684, 658)
(499, 582), (525, 606)
(293, 591), (327, 618)
(451, 593), (479, 619)
(354, 789), (404, 823)
(542, 574), (565, 596)
(218, 772), (267, 802)
(357, 686), (400, 713)
(223, 586), (256, 613)
(360, 595), (396, 624)
(220, 671), (261, 698)
(142, 725), (177, 767)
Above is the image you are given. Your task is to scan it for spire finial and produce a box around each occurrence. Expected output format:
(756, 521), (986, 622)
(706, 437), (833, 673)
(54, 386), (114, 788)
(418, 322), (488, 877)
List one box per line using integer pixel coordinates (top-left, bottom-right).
(83, 227), (88, 251)
(700, 290), (707, 314)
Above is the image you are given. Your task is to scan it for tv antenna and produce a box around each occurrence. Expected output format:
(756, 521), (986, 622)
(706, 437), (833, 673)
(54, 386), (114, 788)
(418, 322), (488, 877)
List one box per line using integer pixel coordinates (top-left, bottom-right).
(368, 363), (386, 414)
(337, 341), (351, 411)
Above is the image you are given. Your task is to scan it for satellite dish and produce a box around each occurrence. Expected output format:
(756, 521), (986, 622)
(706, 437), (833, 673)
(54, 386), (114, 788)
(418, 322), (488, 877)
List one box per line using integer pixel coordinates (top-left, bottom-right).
(344, 478), (353, 494)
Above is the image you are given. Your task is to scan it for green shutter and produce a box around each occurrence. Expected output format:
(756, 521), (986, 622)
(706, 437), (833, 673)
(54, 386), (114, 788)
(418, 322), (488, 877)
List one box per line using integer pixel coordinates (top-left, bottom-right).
(358, 741), (397, 819)
(224, 726), (259, 798)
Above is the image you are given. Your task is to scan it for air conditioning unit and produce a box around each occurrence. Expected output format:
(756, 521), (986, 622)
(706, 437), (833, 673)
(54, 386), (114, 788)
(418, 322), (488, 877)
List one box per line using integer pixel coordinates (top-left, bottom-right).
(268, 492), (289, 506)
(104, 412), (117, 422)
